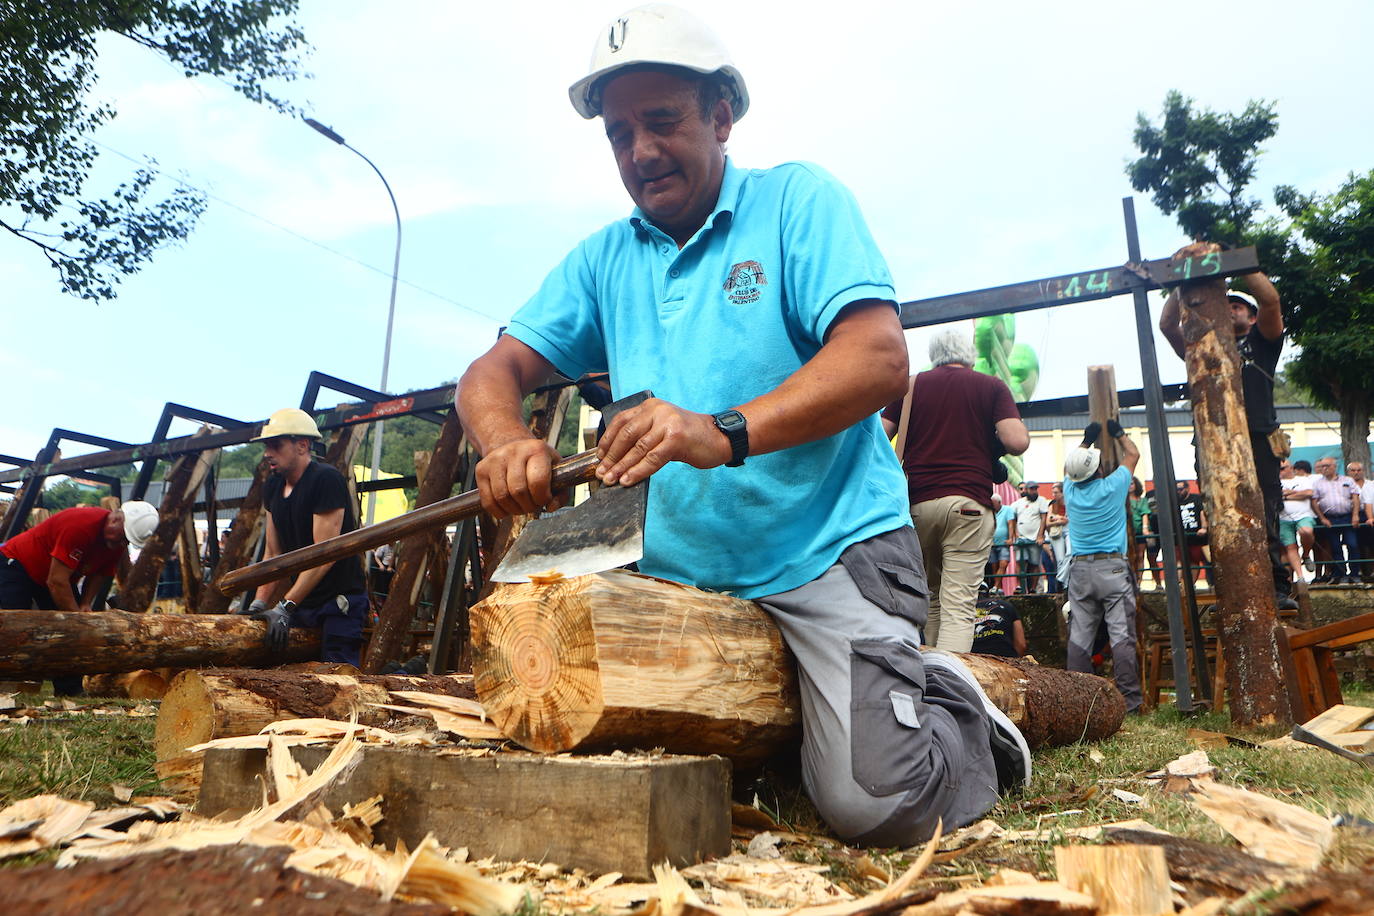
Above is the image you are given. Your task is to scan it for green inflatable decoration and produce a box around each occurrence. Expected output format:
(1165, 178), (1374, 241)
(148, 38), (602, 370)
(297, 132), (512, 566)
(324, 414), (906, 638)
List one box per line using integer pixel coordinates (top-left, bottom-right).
(972, 314), (1039, 485)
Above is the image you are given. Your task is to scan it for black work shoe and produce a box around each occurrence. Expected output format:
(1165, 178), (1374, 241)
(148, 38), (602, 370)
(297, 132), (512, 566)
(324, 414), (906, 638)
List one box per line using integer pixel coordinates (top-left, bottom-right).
(1276, 595), (1299, 611)
(923, 650), (1032, 793)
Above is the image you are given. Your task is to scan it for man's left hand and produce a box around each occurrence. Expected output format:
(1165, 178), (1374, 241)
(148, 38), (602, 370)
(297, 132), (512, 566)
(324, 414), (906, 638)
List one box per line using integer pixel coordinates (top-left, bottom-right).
(596, 397), (733, 486)
(1081, 421), (1101, 446)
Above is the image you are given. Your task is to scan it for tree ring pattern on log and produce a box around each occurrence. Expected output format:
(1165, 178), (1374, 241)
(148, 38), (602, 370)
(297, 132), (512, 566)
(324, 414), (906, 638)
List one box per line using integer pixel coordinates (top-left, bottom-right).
(472, 578), (604, 752)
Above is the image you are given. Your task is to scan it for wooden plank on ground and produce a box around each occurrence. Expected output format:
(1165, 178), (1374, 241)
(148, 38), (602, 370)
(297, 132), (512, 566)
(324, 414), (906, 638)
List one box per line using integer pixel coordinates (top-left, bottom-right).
(197, 744), (730, 878)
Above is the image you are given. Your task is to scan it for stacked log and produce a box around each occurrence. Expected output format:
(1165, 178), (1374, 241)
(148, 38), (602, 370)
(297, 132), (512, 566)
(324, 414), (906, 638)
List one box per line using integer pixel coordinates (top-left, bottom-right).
(154, 668), (477, 762)
(82, 669), (174, 700)
(0, 610), (320, 678)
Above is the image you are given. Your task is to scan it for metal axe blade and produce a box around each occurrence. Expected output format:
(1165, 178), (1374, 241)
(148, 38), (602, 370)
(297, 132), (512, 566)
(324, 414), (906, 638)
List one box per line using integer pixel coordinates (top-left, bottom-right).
(490, 390), (651, 583)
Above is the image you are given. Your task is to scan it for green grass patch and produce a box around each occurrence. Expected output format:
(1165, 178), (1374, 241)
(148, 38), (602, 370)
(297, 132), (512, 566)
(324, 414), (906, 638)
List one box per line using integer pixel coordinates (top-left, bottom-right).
(0, 696), (159, 808)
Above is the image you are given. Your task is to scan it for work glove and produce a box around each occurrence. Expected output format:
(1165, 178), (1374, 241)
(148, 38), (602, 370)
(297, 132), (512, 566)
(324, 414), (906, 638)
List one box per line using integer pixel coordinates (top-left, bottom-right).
(1081, 421), (1102, 447)
(249, 600), (294, 653)
(236, 598), (269, 617)
(1107, 419), (1125, 439)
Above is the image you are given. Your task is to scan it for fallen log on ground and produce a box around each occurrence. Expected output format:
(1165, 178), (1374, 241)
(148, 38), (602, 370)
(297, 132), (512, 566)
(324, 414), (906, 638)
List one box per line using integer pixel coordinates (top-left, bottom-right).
(154, 668), (477, 762)
(470, 570), (1125, 761)
(0, 610), (320, 678)
(0, 845), (452, 916)
(83, 669), (174, 700)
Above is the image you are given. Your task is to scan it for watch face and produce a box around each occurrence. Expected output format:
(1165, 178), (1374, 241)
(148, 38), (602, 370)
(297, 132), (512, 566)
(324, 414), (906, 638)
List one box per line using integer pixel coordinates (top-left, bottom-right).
(716, 409), (745, 431)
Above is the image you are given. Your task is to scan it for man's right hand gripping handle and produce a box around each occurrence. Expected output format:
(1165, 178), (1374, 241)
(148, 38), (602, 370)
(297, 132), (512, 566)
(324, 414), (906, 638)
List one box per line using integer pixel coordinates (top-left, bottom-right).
(474, 437), (564, 519)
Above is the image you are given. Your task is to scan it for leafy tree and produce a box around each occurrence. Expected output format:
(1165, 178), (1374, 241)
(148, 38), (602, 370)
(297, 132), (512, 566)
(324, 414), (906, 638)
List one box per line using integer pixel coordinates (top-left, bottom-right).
(1127, 90), (1277, 245)
(1, 1), (308, 299)
(40, 478), (103, 511)
(1127, 92), (1373, 468)
(1269, 172), (1374, 468)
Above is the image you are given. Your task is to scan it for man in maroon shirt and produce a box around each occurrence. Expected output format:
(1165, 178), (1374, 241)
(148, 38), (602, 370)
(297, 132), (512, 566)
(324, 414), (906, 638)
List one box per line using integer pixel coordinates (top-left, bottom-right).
(882, 330), (1029, 650)
(1, 501), (158, 694)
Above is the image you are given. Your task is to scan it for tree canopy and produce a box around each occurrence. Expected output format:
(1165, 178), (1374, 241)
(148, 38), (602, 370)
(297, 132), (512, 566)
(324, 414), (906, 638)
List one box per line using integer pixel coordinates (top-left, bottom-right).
(0, 0), (308, 299)
(1128, 92), (1372, 467)
(1127, 90), (1277, 245)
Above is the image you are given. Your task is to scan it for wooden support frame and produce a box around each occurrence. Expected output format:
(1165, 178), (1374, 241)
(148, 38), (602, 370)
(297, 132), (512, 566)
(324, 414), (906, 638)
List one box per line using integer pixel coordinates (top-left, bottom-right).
(1280, 611), (1374, 720)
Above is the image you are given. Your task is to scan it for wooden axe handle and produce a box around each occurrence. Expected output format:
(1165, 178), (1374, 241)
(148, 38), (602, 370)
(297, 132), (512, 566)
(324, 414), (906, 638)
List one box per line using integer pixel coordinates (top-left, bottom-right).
(217, 449), (601, 595)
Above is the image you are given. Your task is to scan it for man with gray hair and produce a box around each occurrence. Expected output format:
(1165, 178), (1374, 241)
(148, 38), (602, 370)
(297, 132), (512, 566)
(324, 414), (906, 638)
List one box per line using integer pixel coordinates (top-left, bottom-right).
(883, 328), (1029, 650)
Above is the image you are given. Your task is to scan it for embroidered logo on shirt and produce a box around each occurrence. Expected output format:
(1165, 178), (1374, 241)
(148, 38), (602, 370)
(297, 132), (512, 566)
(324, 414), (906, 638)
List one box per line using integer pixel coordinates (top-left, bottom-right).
(723, 260), (767, 304)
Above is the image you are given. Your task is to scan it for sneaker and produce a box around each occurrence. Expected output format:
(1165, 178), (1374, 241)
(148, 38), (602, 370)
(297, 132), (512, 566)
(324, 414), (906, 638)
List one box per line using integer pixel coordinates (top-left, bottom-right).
(921, 650), (1032, 793)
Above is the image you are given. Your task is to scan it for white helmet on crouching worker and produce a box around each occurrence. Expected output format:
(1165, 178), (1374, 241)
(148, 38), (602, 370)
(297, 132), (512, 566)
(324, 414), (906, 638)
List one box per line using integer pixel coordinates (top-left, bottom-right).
(568, 3), (749, 120)
(253, 407), (323, 441)
(1064, 446), (1101, 483)
(120, 500), (159, 549)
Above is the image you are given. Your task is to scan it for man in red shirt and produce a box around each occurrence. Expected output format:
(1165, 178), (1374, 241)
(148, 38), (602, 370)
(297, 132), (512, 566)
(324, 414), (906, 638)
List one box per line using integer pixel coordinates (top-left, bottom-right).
(882, 329), (1029, 651)
(1, 500), (159, 694)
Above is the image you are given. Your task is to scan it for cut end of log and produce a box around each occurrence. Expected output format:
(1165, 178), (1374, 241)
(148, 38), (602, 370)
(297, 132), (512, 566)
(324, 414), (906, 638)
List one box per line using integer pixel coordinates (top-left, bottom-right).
(153, 671), (228, 762)
(471, 576), (605, 752)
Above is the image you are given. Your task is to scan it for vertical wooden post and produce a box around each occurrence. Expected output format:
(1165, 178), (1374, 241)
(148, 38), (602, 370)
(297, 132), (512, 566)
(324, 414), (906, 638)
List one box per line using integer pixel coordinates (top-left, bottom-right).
(201, 457), (271, 613)
(362, 411), (466, 673)
(323, 419), (368, 508)
(1177, 263), (1292, 727)
(1086, 365), (1121, 476)
(121, 430), (220, 613)
(177, 512), (203, 608)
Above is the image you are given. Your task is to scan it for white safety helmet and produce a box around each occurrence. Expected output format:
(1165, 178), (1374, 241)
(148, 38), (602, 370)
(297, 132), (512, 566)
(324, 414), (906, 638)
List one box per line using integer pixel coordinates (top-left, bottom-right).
(1227, 290), (1259, 314)
(568, 3), (749, 121)
(120, 500), (159, 549)
(1064, 447), (1102, 483)
(253, 407), (323, 441)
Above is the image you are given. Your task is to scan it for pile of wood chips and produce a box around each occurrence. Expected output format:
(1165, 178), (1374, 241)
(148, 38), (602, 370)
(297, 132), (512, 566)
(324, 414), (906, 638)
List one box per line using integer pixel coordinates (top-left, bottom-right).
(7, 705), (1374, 914)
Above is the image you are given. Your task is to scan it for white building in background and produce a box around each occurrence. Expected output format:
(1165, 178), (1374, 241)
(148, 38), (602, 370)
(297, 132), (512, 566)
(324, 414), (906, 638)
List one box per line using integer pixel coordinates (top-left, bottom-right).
(1020, 404), (1349, 486)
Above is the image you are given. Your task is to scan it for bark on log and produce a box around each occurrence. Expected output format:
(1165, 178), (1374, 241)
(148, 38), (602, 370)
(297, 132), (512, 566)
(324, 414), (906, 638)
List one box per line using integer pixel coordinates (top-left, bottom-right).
(0, 610), (320, 678)
(1178, 266), (1292, 726)
(153, 667), (476, 761)
(200, 457), (271, 613)
(1085, 365), (1121, 476)
(82, 669), (173, 700)
(0, 845), (450, 916)
(122, 428), (220, 613)
(470, 571), (1124, 763)
(364, 410), (466, 673)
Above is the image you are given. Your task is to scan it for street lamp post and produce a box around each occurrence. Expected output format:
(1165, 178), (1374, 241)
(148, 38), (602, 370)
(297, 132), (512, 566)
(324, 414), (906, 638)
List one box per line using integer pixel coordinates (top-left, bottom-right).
(304, 117), (401, 527)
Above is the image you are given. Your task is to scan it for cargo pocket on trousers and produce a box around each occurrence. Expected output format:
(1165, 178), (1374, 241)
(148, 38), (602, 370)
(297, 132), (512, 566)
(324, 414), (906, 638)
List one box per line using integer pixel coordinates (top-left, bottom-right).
(850, 637), (932, 796)
(840, 529), (929, 629)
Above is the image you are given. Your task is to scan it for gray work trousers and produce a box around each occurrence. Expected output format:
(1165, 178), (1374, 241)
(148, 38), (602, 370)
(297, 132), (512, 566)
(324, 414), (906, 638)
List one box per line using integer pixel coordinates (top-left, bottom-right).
(1065, 555), (1142, 712)
(756, 526), (1000, 846)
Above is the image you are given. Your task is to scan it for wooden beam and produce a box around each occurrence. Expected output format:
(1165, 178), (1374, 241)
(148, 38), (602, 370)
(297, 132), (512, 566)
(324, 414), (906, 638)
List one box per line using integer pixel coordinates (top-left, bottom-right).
(121, 428), (220, 613)
(364, 411), (466, 673)
(1086, 365), (1121, 476)
(197, 744), (731, 880)
(199, 457), (270, 613)
(1177, 264), (1291, 727)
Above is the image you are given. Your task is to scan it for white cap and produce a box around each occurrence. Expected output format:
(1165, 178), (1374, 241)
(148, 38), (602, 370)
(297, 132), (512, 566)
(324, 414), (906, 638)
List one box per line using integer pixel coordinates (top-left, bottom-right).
(568, 4), (749, 120)
(1064, 447), (1102, 483)
(1227, 290), (1259, 313)
(120, 500), (159, 549)
(253, 407), (323, 441)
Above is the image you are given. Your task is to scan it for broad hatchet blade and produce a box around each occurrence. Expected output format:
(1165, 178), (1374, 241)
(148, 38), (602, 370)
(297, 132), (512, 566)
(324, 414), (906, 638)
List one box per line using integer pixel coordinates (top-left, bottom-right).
(490, 390), (651, 583)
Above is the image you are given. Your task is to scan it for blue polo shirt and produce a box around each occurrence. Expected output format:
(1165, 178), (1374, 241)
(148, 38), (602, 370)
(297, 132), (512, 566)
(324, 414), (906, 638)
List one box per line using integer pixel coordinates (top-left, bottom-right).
(1064, 466), (1132, 555)
(507, 159), (911, 598)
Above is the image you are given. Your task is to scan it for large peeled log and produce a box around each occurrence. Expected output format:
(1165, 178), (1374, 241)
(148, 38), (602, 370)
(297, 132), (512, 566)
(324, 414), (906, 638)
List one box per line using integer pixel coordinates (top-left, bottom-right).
(471, 571), (799, 764)
(0, 610), (320, 677)
(471, 571), (1125, 762)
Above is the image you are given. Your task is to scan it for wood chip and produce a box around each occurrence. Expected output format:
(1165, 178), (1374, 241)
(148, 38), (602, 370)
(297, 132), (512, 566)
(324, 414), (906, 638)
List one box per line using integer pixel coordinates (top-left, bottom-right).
(1189, 780), (1333, 869)
(1055, 844), (1172, 915)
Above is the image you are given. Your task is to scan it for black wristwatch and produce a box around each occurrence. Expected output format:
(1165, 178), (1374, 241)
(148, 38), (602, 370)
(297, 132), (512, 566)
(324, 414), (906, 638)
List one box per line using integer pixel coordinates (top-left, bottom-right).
(712, 409), (749, 468)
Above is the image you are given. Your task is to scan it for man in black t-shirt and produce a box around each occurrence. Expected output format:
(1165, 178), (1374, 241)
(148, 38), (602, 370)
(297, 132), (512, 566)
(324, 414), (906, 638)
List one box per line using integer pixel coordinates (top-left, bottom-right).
(1161, 264), (1291, 608)
(970, 593), (1026, 657)
(239, 408), (367, 665)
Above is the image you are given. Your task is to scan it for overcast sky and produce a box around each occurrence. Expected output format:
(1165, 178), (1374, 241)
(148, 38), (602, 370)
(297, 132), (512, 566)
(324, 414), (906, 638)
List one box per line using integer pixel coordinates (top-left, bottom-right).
(4, 0), (1371, 465)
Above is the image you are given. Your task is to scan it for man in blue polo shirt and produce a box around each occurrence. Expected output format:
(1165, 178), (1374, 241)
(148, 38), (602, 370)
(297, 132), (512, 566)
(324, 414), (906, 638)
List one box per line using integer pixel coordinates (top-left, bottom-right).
(1063, 419), (1143, 713)
(456, 3), (1030, 846)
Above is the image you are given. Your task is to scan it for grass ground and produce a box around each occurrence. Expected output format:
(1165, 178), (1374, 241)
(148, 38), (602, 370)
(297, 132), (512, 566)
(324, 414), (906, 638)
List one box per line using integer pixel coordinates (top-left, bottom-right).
(2, 685), (1372, 900)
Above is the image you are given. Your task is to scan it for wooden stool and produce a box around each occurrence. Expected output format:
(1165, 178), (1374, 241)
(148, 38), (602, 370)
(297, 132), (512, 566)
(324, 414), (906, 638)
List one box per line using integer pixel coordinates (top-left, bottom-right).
(1143, 630), (1224, 710)
(1280, 610), (1374, 721)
